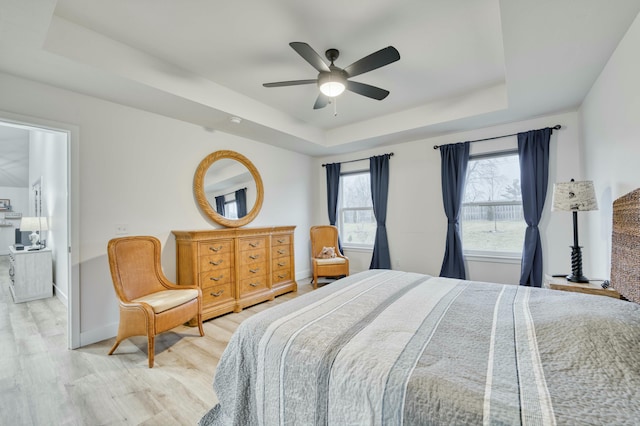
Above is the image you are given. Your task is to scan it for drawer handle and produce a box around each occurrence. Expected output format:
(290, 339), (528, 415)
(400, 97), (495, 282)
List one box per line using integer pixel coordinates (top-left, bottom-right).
(249, 268), (260, 274)
(210, 290), (224, 297)
(249, 282), (259, 287)
(277, 238), (286, 243)
(277, 262), (286, 267)
(209, 245), (223, 252)
(209, 260), (223, 266)
(249, 254), (260, 260)
(278, 273), (287, 279)
(210, 275), (224, 282)
(249, 242), (259, 248)
(278, 249), (286, 255)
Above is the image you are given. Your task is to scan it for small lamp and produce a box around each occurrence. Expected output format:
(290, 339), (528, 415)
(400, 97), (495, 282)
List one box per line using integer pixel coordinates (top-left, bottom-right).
(551, 179), (598, 282)
(19, 216), (49, 249)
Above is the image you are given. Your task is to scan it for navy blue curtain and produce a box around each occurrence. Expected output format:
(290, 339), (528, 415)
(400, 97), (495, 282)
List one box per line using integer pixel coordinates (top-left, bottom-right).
(518, 128), (551, 287)
(369, 154), (392, 269)
(215, 195), (225, 216)
(325, 163), (343, 252)
(235, 188), (247, 218)
(439, 142), (470, 279)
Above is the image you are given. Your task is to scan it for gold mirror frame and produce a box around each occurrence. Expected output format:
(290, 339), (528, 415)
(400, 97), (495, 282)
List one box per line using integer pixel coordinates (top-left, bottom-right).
(194, 150), (264, 228)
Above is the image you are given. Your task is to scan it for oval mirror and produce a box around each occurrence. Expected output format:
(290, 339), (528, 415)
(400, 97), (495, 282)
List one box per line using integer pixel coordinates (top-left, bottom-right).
(194, 150), (264, 228)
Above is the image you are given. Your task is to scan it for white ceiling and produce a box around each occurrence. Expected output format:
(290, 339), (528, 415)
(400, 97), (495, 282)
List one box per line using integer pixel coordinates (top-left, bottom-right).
(0, 0), (639, 162)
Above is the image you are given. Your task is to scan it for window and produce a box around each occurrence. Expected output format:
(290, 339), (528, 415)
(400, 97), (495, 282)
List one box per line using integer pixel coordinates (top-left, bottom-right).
(338, 171), (375, 248)
(461, 151), (525, 257)
(224, 199), (238, 219)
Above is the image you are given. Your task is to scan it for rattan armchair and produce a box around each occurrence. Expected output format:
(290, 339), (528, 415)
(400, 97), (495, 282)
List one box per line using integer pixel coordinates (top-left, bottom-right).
(107, 236), (204, 367)
(310, 225), (349, 289)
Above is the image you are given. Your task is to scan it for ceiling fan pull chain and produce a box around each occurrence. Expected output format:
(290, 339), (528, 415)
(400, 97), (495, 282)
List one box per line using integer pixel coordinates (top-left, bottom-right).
(333, 97), (338, 117)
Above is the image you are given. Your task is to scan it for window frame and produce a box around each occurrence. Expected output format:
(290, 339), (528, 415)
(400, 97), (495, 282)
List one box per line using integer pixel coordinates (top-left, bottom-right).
(461, 149), (524, 261)
(337, 169), (375, 250)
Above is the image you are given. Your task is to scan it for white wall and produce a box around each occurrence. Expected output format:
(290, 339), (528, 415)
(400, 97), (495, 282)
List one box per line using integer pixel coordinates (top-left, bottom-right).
(314, 111), (583, 285)
(0, 72), (314, 346)
(580, 12), (640, 279)
(0, 187), (29, 255)
(29, 129), (69, 304)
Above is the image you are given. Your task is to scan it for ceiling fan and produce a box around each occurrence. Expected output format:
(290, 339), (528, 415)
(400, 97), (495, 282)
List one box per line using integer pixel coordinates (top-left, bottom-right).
(263, 42), (400, 110)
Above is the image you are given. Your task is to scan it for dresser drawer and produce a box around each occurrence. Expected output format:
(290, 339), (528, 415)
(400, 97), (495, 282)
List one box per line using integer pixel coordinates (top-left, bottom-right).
(271, 245), (290, 259)
(239, 276), (267, 295)
(238, 237), (267, 252)
(272, 269), (291, 284)
(272, 257), (289, 271)
(199, 252), (232, 272)
(202, 282), (234, 305)
(200, 269), (232, 288)
(238, 263), (266, 280)
(239, 248), (266, 265)
(272, 235), (291, 246)
(199, 240), (232, 256)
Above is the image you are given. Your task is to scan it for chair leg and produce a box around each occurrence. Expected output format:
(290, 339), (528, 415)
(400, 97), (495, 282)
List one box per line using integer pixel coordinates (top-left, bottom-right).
(197, 312), (205, 337)
(313, 272), (318, 289)
(108, 338), (121, 356)
(148, 334), (155, 368)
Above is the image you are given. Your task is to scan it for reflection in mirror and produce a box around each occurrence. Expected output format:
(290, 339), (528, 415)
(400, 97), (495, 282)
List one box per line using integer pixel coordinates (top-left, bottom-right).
(194, 150), (264, 228)
(204, 159), (257, 219)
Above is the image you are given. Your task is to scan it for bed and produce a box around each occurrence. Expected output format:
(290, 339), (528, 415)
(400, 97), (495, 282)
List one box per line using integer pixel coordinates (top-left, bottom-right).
(200, 193), (640, 425)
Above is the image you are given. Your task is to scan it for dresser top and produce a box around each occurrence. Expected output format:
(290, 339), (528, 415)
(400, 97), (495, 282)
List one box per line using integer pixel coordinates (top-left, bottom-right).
(172, 226), (296, 240)
(9, 246), (52, 254)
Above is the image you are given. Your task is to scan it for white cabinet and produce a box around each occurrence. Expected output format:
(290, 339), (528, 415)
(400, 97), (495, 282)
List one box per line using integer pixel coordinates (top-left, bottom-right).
(8, 246), (53, 303)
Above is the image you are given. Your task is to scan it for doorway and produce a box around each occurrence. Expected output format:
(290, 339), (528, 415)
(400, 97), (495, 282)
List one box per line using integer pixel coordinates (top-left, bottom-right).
(0, 114), (76, 349)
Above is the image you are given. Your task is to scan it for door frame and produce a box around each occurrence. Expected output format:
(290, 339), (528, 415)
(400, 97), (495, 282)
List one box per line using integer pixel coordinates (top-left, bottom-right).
(0, 110), (79, 349)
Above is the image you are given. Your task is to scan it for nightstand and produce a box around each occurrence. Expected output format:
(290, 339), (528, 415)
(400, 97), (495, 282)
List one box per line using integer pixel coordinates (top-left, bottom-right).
(543, 275), (621, 299)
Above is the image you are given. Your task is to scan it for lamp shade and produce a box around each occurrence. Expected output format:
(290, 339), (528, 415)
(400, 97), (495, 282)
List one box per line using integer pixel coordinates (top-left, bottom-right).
(318, 72), (346, 97)
(552, 180), (598, 212)
(19, 216), (48, 231)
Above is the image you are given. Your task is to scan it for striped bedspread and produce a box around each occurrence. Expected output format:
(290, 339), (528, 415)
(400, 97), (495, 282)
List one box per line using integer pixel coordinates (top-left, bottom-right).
(200, 270), (640, 425)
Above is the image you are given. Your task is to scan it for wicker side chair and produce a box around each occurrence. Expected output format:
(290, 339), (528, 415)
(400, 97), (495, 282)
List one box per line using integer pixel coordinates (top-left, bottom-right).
(107, 236), (204, 367)
(310, 225), (349, 289)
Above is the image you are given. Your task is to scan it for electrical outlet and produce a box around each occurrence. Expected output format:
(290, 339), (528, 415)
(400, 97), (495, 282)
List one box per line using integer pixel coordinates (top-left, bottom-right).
(115, 224), (129, 235)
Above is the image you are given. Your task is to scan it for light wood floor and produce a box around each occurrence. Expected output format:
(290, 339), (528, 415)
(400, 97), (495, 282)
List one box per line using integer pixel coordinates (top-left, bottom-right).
(0, 256), (317, 425)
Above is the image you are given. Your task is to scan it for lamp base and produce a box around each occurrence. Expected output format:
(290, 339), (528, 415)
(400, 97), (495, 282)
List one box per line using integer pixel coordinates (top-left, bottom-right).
(567, 245), (589, 283)
(566, 273), (589, 283)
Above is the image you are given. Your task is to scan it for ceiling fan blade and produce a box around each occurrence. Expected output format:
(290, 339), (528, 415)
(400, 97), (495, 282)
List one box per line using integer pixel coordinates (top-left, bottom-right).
(263, 79), (317, 88)
(313, 93), (330, 109)
(343, 46), (400, 78)
(346, 81), (390, 100)
(289, 42), (331, 73)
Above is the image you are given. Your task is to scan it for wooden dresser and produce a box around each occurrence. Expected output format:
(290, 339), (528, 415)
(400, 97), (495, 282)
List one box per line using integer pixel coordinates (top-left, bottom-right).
(172, 226), (297, 321)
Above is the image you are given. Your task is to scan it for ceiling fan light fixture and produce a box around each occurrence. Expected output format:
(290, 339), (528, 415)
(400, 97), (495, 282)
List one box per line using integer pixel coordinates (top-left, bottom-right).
(318, 72), (346, 97)
(319, 81), (345, 97)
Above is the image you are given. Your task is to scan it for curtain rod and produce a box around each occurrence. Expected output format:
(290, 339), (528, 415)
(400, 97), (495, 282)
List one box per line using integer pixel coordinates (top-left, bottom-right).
(432, 125), (561, 150)
(219, 187), (247, 198)
(322, 152), (394, 167)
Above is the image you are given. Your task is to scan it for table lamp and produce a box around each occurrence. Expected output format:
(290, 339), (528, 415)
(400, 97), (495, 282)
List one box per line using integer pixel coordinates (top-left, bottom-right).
(551, 179), (598, 282)
(19, 216), (49, 249)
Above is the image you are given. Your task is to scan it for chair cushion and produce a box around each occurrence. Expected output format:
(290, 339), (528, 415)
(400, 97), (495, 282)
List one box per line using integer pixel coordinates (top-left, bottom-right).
(133, 289), (199, 314)
(315, 257), (347, 265)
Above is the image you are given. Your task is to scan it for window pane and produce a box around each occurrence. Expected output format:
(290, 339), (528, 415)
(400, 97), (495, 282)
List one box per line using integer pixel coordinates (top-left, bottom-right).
(341, 209), (376, 246)
(462, 154), (525, 254)
(339, 172), (375, 247)
(342, 173), (372, 208)
(225, 201), (238, 220)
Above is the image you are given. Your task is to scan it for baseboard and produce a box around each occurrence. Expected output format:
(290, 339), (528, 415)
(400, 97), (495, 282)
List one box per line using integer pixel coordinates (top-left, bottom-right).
(53, 283), (68, 307)
(80, 322), (118, 347)
(296, 268), (311, 282)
